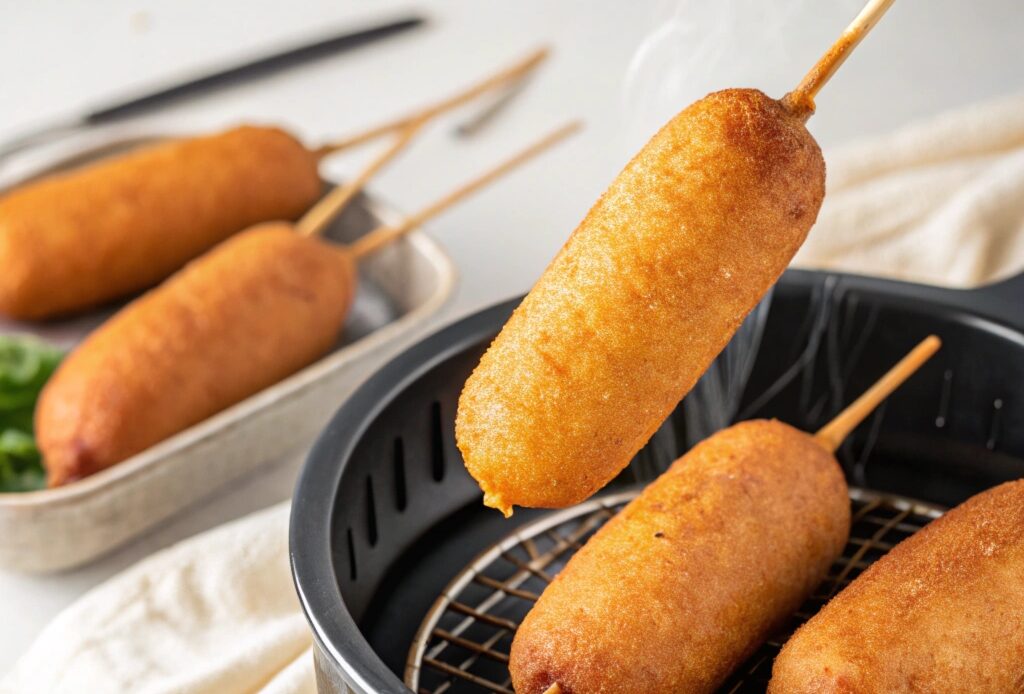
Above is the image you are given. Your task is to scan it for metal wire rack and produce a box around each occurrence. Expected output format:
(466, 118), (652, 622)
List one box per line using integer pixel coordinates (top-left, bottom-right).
(405, 487), (944, 694)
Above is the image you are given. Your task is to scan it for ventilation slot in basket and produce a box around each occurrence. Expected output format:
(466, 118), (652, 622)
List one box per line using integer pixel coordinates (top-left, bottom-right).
(366, 477), (379, 547)
(935, 368), (953, 428)
(988, 398), (1005, 450)
(431, 402), (446, 482)
(393, 438), (408, 511)
(346, 527), (357, 581)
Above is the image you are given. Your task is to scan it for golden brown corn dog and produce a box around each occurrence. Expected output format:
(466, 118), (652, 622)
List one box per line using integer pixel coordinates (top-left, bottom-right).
(509, 420), (850, 694)
(36, 224), (354, 485)
(0, 126), (322, 319)
(456, 89), (825, 515)
(769, 480), (1024, 694)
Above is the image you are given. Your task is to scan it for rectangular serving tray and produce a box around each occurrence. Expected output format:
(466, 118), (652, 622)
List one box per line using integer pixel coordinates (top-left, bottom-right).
(0, 135), (456, 572)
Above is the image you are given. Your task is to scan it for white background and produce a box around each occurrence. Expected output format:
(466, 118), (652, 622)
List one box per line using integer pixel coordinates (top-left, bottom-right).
(1, 0), (1022, 675)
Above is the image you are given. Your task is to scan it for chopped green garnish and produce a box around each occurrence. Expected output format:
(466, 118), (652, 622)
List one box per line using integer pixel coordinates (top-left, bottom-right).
(0, 336), (62, 492)
(0, 429), (45, 492)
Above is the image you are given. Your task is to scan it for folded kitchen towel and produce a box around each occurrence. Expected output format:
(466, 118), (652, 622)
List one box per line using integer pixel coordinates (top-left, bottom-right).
(1, 502), (315, 694)
(5, 92), (1024, 694)
(794, 91), (1024, 287)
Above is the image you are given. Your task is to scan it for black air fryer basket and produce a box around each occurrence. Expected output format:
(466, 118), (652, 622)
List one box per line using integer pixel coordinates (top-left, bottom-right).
(291, 268), (1024, 694)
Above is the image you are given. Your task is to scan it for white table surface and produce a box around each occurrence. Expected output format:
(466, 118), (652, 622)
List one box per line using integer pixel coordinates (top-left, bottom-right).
(1, 0), (1022, 676)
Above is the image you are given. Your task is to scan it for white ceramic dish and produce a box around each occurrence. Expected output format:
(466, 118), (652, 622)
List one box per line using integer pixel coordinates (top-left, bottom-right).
(0, 135), (456, 572)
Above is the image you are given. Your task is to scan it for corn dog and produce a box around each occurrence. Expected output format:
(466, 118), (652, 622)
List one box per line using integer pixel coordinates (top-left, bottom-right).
(509, 419), (848, 694)
(0, 127), (322, 319)
(769, 480), (1024, 694)
(36, 224), (354, 485)
(509, 337), (939, 694)
(456, 88), (824, 515)
(456, 0), (898, 516)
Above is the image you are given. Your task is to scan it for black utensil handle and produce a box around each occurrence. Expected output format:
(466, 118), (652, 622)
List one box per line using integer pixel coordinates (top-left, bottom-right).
(84, 15), (424, 124)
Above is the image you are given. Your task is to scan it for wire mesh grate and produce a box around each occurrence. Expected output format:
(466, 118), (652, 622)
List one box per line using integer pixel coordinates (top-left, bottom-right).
(405, 488), (943, 694)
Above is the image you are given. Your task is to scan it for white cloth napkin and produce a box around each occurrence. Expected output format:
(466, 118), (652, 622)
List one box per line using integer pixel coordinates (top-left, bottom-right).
(1, 502), (315, 694)
(794, 92), (1024, 287)
(5, 92), (1024, 694)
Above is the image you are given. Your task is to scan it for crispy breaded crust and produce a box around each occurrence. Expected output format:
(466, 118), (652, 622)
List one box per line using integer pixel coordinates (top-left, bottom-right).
(36, 224), (354, 485)
(769, 480), (1024, 694)
(0, 126), (321, 319)
(510, 420), (849, 694)
(456, 89), (825, 515)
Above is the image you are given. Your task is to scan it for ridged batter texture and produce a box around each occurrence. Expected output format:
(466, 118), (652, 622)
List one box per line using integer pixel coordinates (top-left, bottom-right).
(509, 420), (850, 694)
(769, 480), (1024, 694)
(36, 224), (355, 486)
(0, 125), (321, 319)
(456, 89), (825, 515)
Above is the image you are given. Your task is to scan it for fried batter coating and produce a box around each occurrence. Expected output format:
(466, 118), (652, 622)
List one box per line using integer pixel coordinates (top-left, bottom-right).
(36, 224), (354, 485)
(0, 126), (321, 319)
(770, 480), (1024, 694)
(456, 89), (825, 515)
(510, 420), (849, 694)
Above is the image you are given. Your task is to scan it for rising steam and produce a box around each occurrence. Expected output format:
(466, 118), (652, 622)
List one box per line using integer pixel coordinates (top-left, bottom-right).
(621, 0), (861, 150)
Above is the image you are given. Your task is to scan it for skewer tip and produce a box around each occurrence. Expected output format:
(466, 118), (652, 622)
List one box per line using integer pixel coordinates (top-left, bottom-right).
(785, 0), (897, 121)
(814, 334), (940, 452)
(531, 44), (552, 62)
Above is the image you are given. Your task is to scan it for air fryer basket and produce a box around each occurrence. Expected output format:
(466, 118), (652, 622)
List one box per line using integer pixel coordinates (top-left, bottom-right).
(291, 268), (1024, 694)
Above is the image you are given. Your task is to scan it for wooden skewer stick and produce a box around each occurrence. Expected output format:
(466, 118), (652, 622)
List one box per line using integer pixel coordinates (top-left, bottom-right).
(542, 684), (562, 694)
(296, 120), (424, 237)
(814, 335), (941, 453)
(782, 0), (896, 120)
(349, 120), (581, 260)
(313, 46), (550, 159)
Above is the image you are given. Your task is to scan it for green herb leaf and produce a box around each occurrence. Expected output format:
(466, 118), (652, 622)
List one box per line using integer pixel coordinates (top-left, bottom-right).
(0, 429), (45, 492)
(0, 336), (63, 493)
